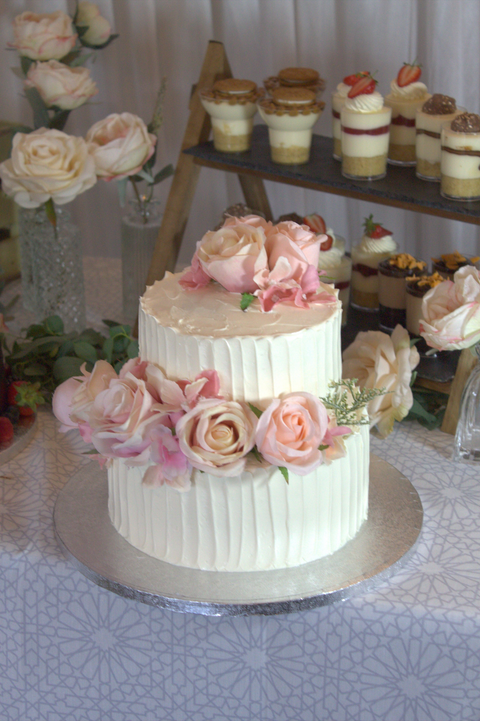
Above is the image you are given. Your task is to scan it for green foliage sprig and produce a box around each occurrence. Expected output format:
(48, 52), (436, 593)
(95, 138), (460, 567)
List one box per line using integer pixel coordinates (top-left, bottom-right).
(3, 315), (138, 398)
(320, 379), (387, 427)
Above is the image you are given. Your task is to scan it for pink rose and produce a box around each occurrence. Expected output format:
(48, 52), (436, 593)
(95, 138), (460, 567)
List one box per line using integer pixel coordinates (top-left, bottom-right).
(265, 221), (322, 282)
(255, 392), (330, 475)
(88, 372), (165, 464)
(86, 113), (156, 181)
(322, 418), (353, 463)
(179, 253), (211, 290)
(69, 360), (118, 422)
(142, 425), (192, 492)
(11, 11), (77, 61)
(25, 60), (98, 110)
(52, 377), (81, 432)
(176, 398), (257, 477)
(255, 263), (337, 312)
(223, 214), (273, 234)
(195, 223), (269, 293)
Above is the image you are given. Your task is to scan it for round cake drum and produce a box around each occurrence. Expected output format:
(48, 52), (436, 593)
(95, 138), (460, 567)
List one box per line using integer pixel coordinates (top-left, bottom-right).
(54, 456), (423, 616)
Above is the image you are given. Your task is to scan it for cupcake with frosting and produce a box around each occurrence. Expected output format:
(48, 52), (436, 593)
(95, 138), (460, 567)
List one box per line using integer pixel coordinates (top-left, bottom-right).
(351, 214), (397, 310)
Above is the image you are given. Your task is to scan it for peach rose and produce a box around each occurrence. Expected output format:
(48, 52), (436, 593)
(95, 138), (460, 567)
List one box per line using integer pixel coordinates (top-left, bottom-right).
(0, 129), (96, 208)
(11, 11), (77, 61)
(420, 267), (480, 350)
(176, 398), (257, 476)
(75, 2), (112, 47)
(255, 392), (330, 475)
(25, 60), (98, 110)
(86, 113), (156, 180)
(223, 214), (273, 234)
(195, 223), (269, 293)
(142, 425), (192, 492)
(342, 325), (419, 437)
(265, 221), (322, 283)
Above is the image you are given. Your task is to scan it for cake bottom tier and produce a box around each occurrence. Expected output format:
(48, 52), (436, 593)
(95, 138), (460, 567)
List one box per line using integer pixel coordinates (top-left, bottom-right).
(108, 426), (370, 572)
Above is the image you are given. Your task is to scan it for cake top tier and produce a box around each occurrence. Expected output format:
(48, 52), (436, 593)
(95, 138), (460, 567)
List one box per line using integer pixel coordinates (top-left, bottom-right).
(142, 272), (339, 338)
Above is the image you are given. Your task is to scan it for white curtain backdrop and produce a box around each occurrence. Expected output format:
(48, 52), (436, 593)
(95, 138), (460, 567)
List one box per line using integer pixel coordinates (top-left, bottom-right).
(1, 0), (480, 270)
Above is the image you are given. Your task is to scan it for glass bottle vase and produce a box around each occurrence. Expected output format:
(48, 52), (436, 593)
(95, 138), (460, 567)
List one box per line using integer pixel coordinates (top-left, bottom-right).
(121, 200), (162, 327)
(453, 343), (480, 464)
(18, 205), (86, 332)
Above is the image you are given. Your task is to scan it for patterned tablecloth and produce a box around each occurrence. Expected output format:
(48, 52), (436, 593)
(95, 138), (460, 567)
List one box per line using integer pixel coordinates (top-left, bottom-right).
(1, 260), (479, 721)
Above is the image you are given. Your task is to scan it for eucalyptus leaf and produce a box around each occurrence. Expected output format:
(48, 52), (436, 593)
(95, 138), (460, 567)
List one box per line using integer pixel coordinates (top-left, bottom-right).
(153, 164), (174, 185)
(69, 51), (94, 66)
(102, 319), (120, 328)
(53, 355), (84, 382)
(73, 341), (98, 365)
(44, 316), (64, 335)
(109, 325), (127, 338)
(25, 86), (50, 129)
(127, 340), (139, 358)
(136, 168), (155, 185)
(113, 336), (128, 353)
(103, 337), (114, 363)
(58, 340), (75, 358)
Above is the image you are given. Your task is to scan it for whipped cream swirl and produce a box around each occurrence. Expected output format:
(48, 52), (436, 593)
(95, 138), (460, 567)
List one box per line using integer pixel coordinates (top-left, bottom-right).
(317, 231), (346, 269)
(344, 91), (383, 113)
(359, 233), (397, 254)
(335, 82), (351, 98)
(390, 80), (428, 100)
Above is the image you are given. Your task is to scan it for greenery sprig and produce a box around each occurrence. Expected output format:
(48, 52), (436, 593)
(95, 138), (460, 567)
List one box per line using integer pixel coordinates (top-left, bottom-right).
(320, 379), (387, 427)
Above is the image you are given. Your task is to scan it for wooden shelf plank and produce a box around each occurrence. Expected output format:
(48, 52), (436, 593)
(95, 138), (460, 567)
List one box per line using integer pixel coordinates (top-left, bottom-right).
(184, 125), (480, 226)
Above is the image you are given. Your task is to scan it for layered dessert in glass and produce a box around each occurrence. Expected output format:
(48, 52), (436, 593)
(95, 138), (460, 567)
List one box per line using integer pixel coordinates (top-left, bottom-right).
(331, 71), (369, 161)
(200, 78), (264, 152)
(378, 253), (427, 330)
(258, 87), (324, 164)
(441, 112), (480, 201)
(384, 62), (429, 166)
(351, 214), (397, 310)
(406, 272), (444, 336)
(415, 94), (463, 181)
(431, 250), (480, 279)
(264, 67), (326, 100)
(340, 75), (392, 180)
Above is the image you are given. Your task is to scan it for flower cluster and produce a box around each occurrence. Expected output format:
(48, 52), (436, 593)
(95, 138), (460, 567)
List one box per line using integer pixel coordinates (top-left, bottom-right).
(420, 266), (480, 351)
(52, 358), (355, 491)
(180, 215), (338, 312)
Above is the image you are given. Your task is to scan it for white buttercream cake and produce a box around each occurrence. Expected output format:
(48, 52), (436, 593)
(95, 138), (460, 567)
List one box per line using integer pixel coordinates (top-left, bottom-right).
(107, 272), (370, 572)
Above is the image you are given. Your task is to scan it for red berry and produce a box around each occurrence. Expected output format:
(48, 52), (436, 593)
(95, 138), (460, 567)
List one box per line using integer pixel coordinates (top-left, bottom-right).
(303, 214), (326, 234)
(343, 70), (369, 86)
(320, 234), (333, 251)
(347, 75), (377, 98)
(0, 417), (14, 443)
(363, 214), (392, 239)
(397, 62), (422, 87)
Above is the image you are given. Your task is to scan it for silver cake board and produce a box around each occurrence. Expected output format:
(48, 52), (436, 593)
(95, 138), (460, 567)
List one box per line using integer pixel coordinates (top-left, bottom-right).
(54, 456), (423, 617)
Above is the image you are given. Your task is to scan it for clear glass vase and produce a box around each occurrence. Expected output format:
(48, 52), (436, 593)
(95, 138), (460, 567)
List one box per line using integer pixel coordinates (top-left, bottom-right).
(453, 343), (480, 464)
(18, 205), (86, 332)
(121, 199), (162, 327)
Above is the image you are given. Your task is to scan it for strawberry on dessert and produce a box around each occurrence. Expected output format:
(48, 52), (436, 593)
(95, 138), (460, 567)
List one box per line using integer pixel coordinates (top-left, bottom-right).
(331, 71), (370, 161)
(384, 61), (430, 166)
(340, 75), (392, 181)
(350, 214), (398, 310)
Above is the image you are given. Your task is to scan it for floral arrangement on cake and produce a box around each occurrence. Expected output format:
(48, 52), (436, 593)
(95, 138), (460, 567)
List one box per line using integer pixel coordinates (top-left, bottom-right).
(180, 214), (338, 312)
(52, 357), (383, 490)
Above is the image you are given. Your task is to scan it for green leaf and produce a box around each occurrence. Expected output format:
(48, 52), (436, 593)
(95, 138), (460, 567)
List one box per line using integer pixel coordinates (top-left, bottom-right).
(73, 341), (98, 365)
(109, 325), (127, 338)
(44, 316), (64, 335)
(102, 318), (120, 328)
(153, 164), (174, 185)
(410, 370), (417, 387)
(247, 402), (263, 419)
(79, 33), (119, 50)
(25, 86), (50, 129)
(77, 328), (105, 346)
(26, 323), (47, 339)
(278, 466), (289, 484)
(117, 178), (128, 207)
(69, 51), (94, 66)
(113, 336), (128, 353)
(103, 337), (114, 363)
(45, 199), (57, 228)
(53, 355), (84, 382)
(49, 109), (71, 131)
(20, 56), (34, 76)
(114, 361), (124, 374)
(318, 443), (330, 451)
(58, 340), (75, 358)
(240, 293), (255, 311)
(23, 363), (48, 376)
(127, 340), (139, 358)
(410, 337), (421, 347)
(135, 168), (155, 185)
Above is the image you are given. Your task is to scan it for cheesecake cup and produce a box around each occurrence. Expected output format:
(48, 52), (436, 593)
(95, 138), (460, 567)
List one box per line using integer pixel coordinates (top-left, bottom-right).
(331, 83), (351, 160)
(264, 67), (326, 100)
(317, 233), (351, 325)
(441, 113), (480, 201)
(200, 79), (263, 153)
(350, 234), (398, 310)
(406, 272), (444, 337)
(384, 81), (429, 166)
(415, 95), (463, 181)
(258, 87), (324, 164)
(431, 251), (479, 280)
(378, 253), (427, 330)
(341, 93), (391, 181)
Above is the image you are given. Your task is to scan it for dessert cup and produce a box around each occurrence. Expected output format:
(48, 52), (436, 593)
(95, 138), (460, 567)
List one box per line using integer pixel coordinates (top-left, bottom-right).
(258, 87), (324, 165)
(263, 67), (326, 100)
(441, 115), (480, 201)
(200, 79), (263, 153)
(415, 96), (464, 181)
(350, 241), (397, 310)
(317, 234), (351, 325)
(384, 92), (430, 166)
(378, 254), (427, 331)
(341, 104), (392, 181)
(331, 90), (345, 160)
(405, 272), (444, 337)
(431, 251), (478, 280)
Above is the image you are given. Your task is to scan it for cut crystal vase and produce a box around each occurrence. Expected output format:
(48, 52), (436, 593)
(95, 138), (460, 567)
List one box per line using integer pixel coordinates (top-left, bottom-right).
(453, 343), (480, 464)
(18, 205), (86, 332)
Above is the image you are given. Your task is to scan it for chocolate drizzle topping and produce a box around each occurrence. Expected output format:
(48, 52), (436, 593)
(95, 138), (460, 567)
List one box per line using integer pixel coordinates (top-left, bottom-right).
(422, 94), (456, 115)
(451, 112), (480, 133)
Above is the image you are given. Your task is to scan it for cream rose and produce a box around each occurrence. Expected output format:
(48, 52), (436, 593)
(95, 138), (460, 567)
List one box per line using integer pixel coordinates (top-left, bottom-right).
(76, 1), (112, 47)
(255, 392), (330, 475)
(420, 267), (480, 351)
(176, 398), (257, 477)
(342, 325), (420, 438)
(264, 221), (322, 284)
(11, 11), (77, 61)
(196, 223), (269, 293)
(25, 60), (98, 110)
(0, 129), (97, 208)
(86, 113), (156, 180)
